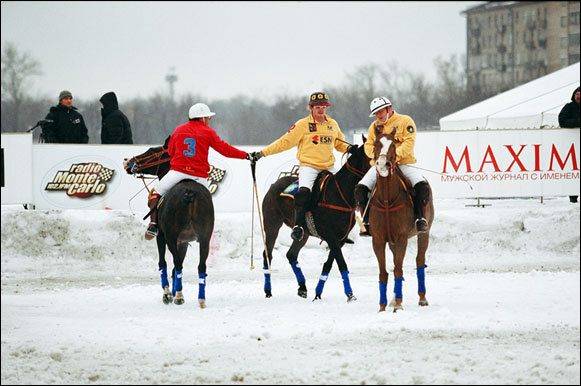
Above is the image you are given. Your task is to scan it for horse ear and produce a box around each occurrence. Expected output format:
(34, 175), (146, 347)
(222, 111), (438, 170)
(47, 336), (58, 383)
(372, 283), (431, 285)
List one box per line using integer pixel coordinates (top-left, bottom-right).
(362, 134), (367, 143)
(390, 128), (396, 137)
(163, 135), (171, 148)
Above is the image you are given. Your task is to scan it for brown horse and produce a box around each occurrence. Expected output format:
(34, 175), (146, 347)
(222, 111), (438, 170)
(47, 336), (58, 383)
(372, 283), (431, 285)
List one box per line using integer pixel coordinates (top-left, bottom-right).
(369, 132), (434, 312)
(260, 138), (370, 301)
(124, 141), (214, 308)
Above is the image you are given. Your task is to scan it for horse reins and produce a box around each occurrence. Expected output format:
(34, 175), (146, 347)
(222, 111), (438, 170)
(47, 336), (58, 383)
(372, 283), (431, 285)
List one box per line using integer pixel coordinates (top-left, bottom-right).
(316, 154), (367, 242)
(132, 148), (169, 179)
(371, 163), (412, 244)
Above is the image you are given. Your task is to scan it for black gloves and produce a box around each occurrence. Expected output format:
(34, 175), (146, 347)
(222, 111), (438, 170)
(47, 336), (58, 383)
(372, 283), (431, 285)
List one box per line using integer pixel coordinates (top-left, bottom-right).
(246, 151), (264, 162)
(347, 144), (359, 155)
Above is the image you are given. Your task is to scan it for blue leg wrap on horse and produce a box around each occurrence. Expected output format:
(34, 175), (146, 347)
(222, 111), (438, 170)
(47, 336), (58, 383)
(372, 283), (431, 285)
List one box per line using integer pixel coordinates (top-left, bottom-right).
(172, 269), (183, 297)
(263, 266), (272, 291)
(379, 281), (388, 305)
(341, 270), (353, 295)
(159, 267), (169, 289)
(416, 264), (427, 293)
(315, 272), (329, 295)
(394, 277), (404, 299)
(198, 273), (207, 300)
(290, 261), (306, 284)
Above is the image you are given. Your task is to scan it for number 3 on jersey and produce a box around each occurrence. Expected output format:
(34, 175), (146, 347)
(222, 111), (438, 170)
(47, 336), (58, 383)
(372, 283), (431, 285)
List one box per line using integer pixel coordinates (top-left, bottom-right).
(183, 138), (196, 157)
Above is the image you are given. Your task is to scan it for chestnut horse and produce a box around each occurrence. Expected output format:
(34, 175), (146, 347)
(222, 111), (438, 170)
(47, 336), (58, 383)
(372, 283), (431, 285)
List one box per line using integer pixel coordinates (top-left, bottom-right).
(369, 132), (434, 312)
(260, 138), (370, 302)
(124, 141), (213, 308)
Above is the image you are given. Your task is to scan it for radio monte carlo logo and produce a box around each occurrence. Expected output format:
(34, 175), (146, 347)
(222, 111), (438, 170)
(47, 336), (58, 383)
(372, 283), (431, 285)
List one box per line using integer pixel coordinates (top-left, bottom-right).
(45, 162), (114, 198)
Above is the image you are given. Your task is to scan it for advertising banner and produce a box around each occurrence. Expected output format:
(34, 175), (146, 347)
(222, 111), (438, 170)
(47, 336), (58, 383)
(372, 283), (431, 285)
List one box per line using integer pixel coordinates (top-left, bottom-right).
(2, 128), (579, 212)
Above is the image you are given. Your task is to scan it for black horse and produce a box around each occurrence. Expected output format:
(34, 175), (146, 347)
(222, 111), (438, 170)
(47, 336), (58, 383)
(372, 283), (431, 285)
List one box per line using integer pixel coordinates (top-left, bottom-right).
(260, 136), (370, 302)
(124, 142), (214, 308)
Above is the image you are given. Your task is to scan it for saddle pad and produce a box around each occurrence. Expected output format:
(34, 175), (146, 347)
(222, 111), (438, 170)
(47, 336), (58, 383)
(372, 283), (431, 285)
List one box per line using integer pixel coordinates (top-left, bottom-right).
(280, 181), (299, 198)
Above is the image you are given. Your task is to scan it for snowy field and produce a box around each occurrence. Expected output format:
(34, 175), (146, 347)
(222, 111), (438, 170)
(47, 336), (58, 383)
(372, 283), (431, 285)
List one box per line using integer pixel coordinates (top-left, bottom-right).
(1, 197), (579, 385)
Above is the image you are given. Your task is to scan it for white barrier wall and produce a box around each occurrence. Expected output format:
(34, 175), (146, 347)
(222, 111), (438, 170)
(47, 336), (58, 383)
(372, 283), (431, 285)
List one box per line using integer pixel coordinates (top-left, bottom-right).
(1, 129), (579, 212)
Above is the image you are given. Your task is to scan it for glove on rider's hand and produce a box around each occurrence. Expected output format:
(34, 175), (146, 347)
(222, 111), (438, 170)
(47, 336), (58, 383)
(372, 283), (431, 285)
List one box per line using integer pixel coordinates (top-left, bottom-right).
(347, 144), (359, 155)
(252, 151), (264, 162)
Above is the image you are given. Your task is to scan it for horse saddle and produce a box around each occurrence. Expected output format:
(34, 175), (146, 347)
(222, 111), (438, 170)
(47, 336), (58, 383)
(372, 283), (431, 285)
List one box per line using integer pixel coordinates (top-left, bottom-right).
(279, 171), (332, 208)
(395, 166), (414, 197)
(279, 171), (333, 239)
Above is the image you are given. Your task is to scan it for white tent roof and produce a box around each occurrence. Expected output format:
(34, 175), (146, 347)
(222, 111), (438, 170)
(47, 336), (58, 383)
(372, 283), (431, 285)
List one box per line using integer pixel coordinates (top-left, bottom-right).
(439, 62), (580, 130)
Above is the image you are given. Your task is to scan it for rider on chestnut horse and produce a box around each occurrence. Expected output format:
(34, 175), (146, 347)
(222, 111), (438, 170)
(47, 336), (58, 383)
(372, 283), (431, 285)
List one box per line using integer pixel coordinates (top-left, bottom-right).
(354, 97), (431, 236)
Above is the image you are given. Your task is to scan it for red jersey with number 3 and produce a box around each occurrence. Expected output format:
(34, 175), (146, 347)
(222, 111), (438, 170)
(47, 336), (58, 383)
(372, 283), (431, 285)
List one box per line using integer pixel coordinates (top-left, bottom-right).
(167, 120), (247, 178)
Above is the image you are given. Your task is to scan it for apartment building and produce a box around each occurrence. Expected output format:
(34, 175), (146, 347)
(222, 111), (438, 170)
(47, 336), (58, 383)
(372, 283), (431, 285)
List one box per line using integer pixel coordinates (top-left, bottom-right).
(464, 1), (580, 93)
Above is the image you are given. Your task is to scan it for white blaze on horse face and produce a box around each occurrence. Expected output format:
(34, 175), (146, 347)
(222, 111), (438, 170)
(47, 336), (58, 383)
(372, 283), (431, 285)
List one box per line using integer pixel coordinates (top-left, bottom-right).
(375, 137), (392, 177)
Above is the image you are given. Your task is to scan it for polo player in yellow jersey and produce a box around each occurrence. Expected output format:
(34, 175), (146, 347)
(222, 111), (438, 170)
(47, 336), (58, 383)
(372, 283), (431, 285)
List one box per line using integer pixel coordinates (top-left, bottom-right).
(354, 97), (431, 235)
(250, 92), (353, 242)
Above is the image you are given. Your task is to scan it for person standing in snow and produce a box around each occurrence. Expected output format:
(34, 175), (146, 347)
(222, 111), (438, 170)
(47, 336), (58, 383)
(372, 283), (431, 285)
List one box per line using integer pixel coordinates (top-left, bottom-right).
(144, 102), (253, 240)
(558, 86), (580, 203)
(353, 97), (430, 235)
(248, 92), (352, 242)
(99, 91), (133, 144)
(42, 90), (89, 143)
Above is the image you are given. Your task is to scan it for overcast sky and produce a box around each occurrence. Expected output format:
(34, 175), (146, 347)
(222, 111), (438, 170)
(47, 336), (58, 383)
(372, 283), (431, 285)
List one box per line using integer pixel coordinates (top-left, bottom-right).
(1, 1), (483, 104)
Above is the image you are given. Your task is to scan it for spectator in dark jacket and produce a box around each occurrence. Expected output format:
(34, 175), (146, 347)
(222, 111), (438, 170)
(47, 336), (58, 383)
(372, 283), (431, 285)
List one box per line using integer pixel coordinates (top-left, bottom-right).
(558, 86), (580, 203)
(558, 86), (580, 129)
(43, 90), (89, 143)
(99, 91), (133, 144)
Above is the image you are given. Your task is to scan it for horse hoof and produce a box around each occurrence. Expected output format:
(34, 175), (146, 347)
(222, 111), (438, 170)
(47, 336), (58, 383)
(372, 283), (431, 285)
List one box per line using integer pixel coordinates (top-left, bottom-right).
(393, 305), (403, 313)
(347, 294), (357, 302)
(174, 298), (185, 305)
(379, 304), (387, 312)
(265, 290), (272, 298)
(297, 290), (307, 298)
(162, 294), (173, 304)
(198, 299), (206, 309)
(313, 294), (322, 302)
(419, 300), (429, 306)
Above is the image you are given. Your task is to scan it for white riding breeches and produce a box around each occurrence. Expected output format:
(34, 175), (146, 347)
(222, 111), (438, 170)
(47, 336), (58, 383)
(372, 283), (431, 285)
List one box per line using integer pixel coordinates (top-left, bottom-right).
(298, 165), (337, 190)
(152, 170), (209, 196)
(359, 162), (426, 191)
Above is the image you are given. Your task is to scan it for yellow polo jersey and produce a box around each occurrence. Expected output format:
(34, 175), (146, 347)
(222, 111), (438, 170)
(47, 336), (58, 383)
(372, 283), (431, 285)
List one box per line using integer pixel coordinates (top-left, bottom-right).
(363, 111), (417, 165)
(261, 114), (349, 169)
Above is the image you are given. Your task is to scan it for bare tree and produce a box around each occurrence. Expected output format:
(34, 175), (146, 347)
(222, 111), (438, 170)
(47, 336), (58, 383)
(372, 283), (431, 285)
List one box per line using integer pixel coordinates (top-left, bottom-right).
(1, 42), (42, 130)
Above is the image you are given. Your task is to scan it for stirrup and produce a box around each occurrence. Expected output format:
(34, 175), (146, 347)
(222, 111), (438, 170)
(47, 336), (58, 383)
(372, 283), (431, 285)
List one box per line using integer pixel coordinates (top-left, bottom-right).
(145, 223), (158, 240)
(415, 218), (428, 233)
(291, 225), (304, 241)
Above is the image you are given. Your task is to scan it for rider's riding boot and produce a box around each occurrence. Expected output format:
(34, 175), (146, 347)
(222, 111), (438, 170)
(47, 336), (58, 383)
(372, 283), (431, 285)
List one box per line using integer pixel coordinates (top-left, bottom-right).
(145, 190), (161, 240)
(292, 187), (311, 242)
(413, 181), (430, 233)
(354, 184), (371, 237)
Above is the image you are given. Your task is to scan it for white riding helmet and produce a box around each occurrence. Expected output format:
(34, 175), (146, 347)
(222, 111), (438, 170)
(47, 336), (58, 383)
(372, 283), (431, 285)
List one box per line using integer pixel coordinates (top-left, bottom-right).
(188, 103), (216, 119)
(369, 97), (392, 117)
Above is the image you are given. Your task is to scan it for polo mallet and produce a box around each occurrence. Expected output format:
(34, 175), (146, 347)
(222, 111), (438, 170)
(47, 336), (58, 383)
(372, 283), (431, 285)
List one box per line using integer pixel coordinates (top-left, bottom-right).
(250, 160), (276, 273)
(355, 187), (373, 233)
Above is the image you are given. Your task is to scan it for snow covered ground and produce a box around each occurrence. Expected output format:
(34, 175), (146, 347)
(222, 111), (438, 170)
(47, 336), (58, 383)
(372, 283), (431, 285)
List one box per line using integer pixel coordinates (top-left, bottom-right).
(1, 197), (579, 384)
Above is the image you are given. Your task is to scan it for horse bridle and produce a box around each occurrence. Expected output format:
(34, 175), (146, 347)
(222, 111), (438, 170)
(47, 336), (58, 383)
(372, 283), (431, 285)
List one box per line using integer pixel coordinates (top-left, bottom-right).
(372, 141), (412, 243)
(129, 148), (169, 177)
